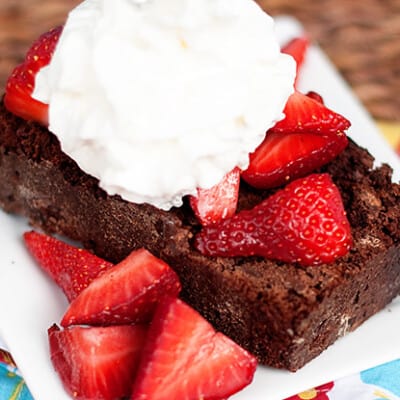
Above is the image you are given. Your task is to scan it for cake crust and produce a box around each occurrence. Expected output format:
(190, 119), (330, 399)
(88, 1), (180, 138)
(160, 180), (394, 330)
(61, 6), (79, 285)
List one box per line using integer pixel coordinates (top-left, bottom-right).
(0, 99), (399, 371)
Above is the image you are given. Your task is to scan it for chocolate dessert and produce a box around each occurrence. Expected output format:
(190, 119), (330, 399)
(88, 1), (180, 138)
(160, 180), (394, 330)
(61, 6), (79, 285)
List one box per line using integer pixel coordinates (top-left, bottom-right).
(0, 99), (399, 371)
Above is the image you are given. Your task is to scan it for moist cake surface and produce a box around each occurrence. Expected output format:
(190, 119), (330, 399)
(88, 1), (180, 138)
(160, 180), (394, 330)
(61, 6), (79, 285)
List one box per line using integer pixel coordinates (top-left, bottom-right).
(0, 99), (399, 371)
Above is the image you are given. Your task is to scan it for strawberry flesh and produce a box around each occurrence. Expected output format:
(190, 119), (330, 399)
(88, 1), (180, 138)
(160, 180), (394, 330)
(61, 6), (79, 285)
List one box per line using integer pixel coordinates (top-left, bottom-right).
(242, 129), (348, 189)
(4, 63), (49, 125)
(23, 231), (113, 302)
(271, 90), (351, 135)
(4, 26), (62, 125)
(49, 324), (147, 400)
(189, 167), (240, 226)
(242, 91), (350, 189)
(195, 173), (352, 266)
(61, 248), (181, 327)
(130, 297), (257, 400)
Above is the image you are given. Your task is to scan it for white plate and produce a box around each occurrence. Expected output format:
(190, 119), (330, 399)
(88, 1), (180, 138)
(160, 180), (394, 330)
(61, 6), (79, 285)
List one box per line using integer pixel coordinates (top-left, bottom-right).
(0, 19), (400, 400)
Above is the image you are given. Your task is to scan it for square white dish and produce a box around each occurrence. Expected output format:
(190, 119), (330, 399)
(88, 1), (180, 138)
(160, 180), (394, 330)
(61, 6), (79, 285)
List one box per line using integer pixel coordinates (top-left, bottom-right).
(0, 18), (399, 400)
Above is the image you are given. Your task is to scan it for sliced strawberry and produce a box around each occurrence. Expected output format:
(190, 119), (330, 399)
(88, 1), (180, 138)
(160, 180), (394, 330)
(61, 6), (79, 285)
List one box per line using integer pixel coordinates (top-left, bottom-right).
(281, 36), (309, 87)
(4, 26), (62, 125)
(195, 173), (352, 266)
(271, 91), (350, 135)
(61, 248), (181, 327)
(130, 297), (257, 400)
(48, 323), (147, 400)
(23, 231), (113, 302)
(242, 91), (349, 189)
(242, 128), (348, 189)
(4, 63), (49, 125)
(189, 167), (240, 226)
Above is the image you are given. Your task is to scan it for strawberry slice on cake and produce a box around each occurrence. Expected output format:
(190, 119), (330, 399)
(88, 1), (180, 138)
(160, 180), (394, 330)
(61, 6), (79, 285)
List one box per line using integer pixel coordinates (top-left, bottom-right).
(195, 173), (352, 266)
(189, 167), (241, 226)
(242, 91), (350, 189)
(4, 26), (62, 125)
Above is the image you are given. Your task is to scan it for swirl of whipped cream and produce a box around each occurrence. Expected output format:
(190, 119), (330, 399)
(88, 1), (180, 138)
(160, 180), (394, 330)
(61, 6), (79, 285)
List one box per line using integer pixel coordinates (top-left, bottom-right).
(33, 0), (295, 210)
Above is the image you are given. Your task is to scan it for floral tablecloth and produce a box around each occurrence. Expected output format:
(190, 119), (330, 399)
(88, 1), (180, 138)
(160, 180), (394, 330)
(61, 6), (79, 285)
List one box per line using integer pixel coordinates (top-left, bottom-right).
(0, 351), (32, 400)
(1, 348), (399, 400)
(0, 122), (399, 400)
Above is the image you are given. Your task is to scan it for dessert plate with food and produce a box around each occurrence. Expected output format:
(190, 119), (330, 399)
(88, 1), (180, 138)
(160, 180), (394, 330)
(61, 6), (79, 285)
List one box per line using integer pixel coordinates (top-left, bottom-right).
(0, 1), (399, 399)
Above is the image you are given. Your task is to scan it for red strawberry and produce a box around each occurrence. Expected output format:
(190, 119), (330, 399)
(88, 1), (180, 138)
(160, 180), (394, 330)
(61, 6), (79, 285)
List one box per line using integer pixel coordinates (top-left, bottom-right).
(281, 36), (309, 86)
(48, 324), (147, 400)
(242, 91), (349, 189)
(23, 231), (113, 302)
(130, 297), (257, 400)
(241, 129), (348, 189)
(271, 91), (350, 135)
(195, 173), (352, 266)
(61, 248), (181, 327)
(4, 26), (62, 125)
(190, 167), (240, 226)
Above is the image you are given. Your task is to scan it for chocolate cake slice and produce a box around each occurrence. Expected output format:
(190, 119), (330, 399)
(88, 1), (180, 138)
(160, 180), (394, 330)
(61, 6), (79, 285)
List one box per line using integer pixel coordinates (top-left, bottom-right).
(0, 98), (399, 371)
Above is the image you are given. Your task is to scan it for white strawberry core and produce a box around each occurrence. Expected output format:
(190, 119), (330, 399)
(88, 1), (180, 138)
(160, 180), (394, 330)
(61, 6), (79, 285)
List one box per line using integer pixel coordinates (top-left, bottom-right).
(33, 0), (295, 210)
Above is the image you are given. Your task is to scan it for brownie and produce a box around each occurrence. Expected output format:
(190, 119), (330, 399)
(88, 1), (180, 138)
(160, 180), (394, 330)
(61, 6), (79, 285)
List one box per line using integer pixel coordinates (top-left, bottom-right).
(0, 98), (399, 371)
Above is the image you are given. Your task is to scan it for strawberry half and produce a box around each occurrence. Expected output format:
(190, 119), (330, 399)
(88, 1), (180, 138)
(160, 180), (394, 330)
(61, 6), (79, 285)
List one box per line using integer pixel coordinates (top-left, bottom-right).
(130, 297), (257, 400)
(49, 324), (147, 400)
(189, 167), (240, 226)
(271, 90), (350, 135)
(4, 26), (62, 125)
(61, 248), (181, 327)
(281, 36), (309, 87)
(195, 173), (352, 266)
(23, 231), (113, 302)
(242, 91), (350, 189)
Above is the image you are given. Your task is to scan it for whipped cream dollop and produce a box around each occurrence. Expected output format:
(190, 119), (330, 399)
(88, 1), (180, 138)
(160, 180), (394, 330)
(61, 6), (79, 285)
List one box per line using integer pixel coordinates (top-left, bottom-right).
(33, 0), (295, 210)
